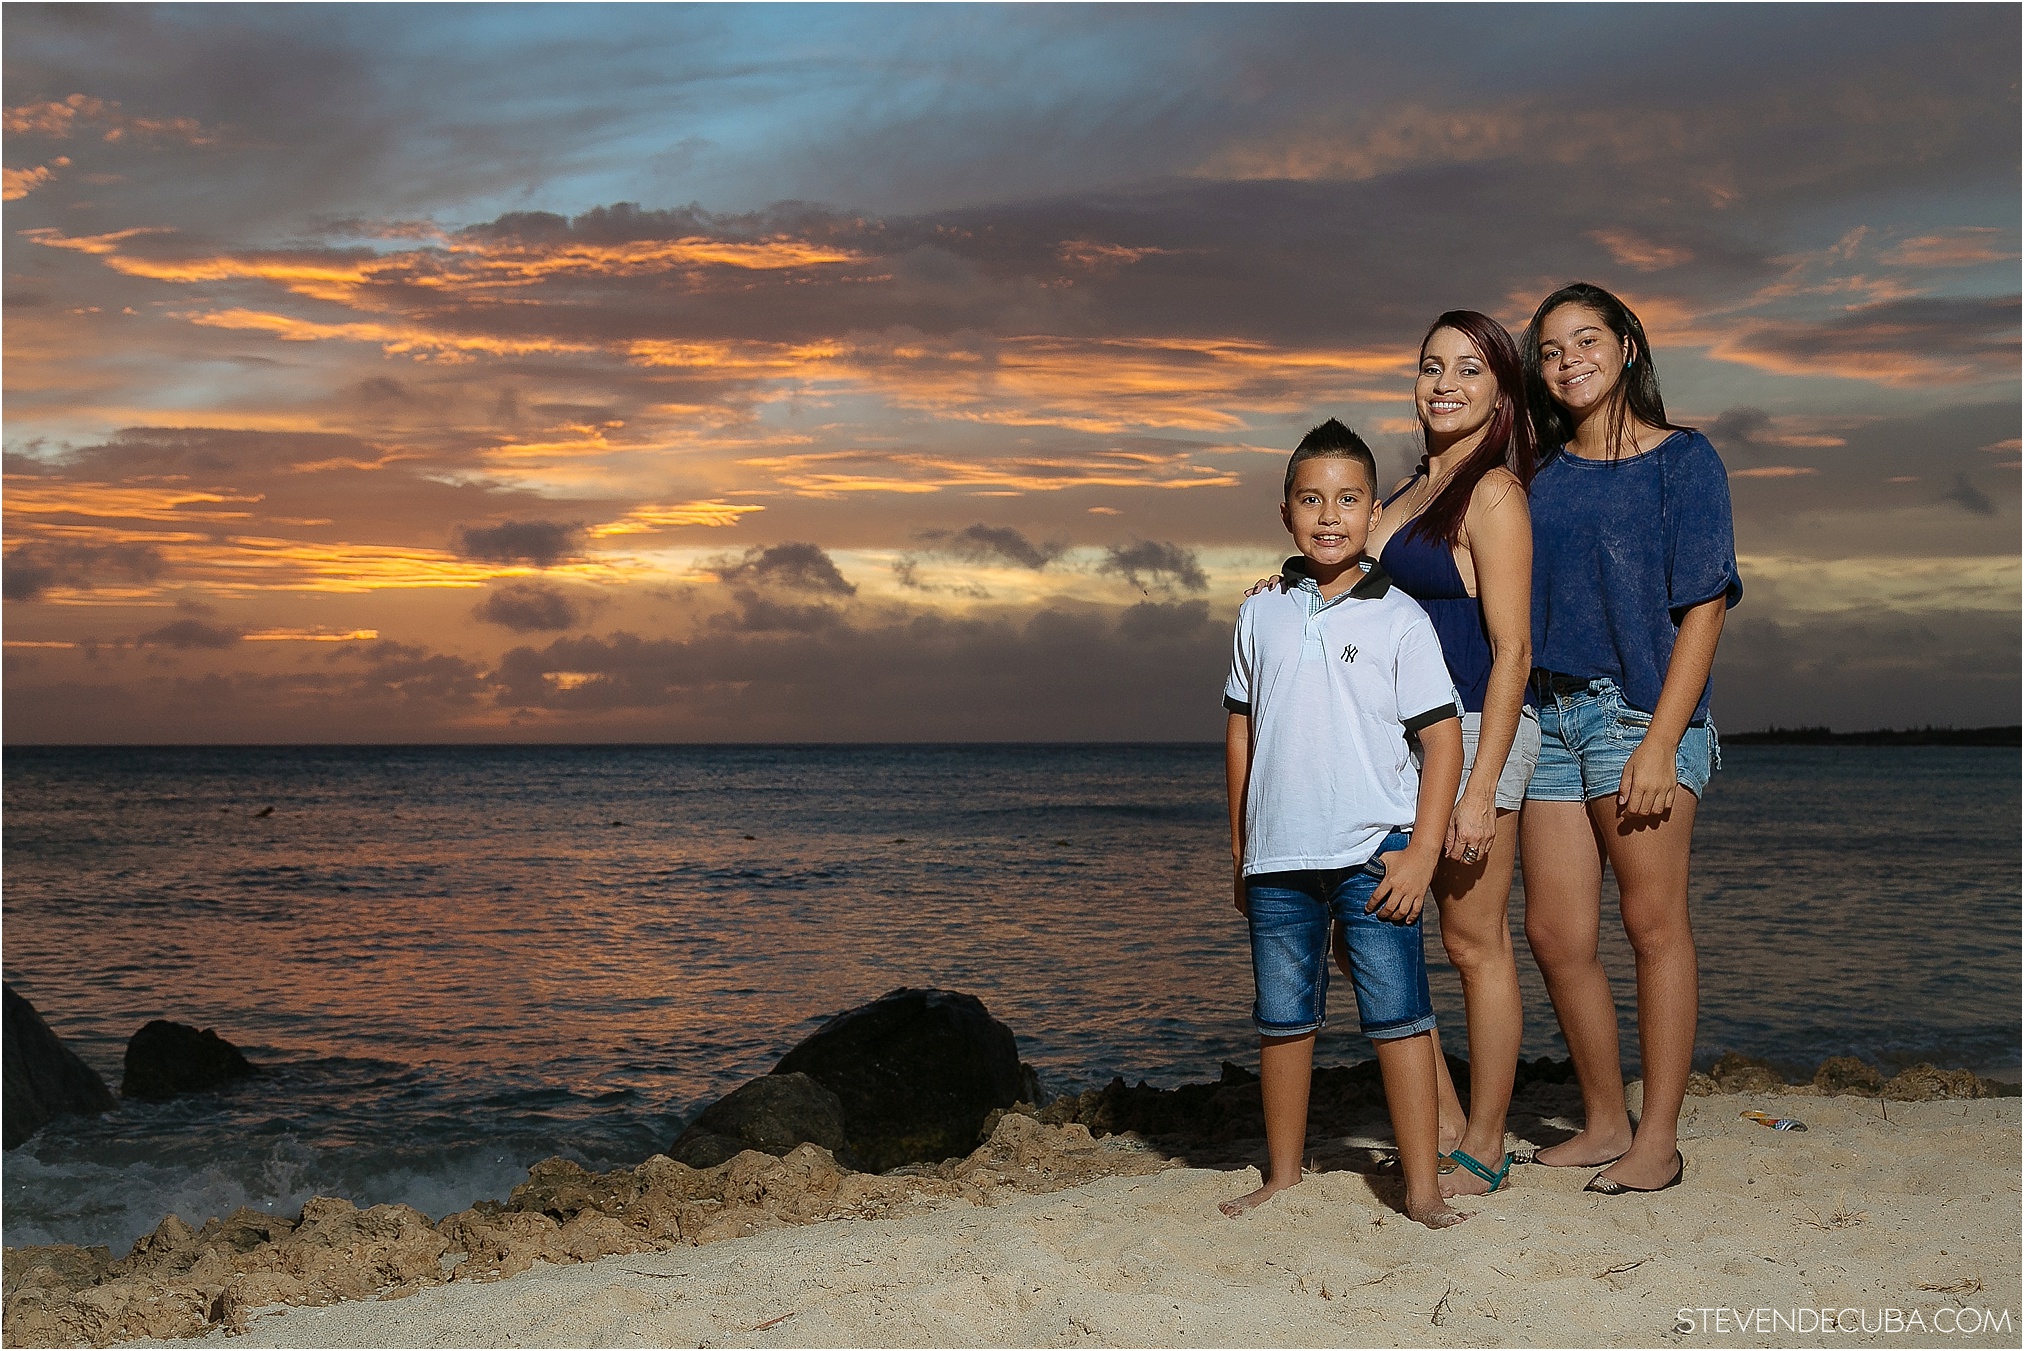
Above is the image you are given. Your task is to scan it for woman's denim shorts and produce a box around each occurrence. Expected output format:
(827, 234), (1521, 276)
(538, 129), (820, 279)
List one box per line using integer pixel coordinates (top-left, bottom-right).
(1245, 830), (1437, 1041)
(1525, 677), (1719, 804)
(1460, 707), (1540, 811)
(1411, 708), (1540, 811)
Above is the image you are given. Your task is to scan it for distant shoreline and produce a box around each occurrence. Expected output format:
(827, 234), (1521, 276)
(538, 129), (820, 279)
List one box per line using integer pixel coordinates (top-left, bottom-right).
(4, 730), (2021, 750)
(1720, 725), (2020, 747)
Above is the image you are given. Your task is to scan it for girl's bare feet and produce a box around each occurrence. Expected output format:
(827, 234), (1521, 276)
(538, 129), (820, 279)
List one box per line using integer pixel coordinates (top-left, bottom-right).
(1590, 1141), (1683, 1191)
(1220, 1173), (1300, 1218)
(1529, 1125), (1632, 1168)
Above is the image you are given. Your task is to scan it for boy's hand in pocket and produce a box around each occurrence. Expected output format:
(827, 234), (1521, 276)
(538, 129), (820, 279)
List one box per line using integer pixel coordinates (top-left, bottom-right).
(1367, 841), (1439, 923)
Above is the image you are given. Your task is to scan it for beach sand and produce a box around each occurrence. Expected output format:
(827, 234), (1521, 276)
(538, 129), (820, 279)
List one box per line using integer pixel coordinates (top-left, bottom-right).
(161, 1088), (2017, 1349)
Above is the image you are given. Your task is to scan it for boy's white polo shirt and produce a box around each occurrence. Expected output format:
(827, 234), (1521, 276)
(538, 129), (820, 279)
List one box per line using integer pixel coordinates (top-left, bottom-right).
(1224, 558), (1459, 875)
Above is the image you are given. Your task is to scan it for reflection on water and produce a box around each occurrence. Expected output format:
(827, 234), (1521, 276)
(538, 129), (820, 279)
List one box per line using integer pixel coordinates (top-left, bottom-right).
(3, 743), (2016, 1251)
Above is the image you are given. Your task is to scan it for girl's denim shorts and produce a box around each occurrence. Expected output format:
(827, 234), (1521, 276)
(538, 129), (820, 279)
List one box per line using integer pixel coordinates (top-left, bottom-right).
(1525, 677), (1719, 804)
(1244, 830), (1437, 1041)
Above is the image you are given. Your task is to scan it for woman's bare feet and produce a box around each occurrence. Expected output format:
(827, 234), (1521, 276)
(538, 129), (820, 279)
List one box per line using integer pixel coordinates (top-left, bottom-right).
(1529, 1125), (1632, 1168)
(1408, 1195), (1471, 1229)
(1438, 1143), (1510, 1198)
(1220, 1174), (1300, 1218)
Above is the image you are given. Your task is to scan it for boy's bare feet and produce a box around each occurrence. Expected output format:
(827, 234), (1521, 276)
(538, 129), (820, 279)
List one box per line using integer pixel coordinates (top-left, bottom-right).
(1408, 1196), (1470, 1229)
(1219, 1174), (1300, 1218)
(1529, 1125), (1632, 1168)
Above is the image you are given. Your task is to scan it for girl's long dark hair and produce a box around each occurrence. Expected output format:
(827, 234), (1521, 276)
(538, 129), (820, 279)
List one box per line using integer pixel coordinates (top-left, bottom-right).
(1406, 309), (1538, 548)
(1521, 282), (1686, 459)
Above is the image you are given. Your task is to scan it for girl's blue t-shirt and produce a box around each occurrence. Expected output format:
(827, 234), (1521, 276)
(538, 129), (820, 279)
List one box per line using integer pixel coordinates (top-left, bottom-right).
(1530, 429), (1742, 723)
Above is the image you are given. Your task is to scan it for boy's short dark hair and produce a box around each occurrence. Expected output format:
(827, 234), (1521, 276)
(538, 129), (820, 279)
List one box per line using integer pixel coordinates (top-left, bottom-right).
(1284, 418), (1378, 498)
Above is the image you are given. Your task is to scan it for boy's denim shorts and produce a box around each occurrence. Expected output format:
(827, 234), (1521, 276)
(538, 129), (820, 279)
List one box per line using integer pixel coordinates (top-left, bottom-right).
(1245, 830), (1436, 1041)
(1525, 677), (1719, 804)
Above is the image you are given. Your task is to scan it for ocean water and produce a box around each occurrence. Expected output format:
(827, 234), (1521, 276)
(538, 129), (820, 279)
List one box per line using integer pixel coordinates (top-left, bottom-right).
(4, 744), (2016, 1253)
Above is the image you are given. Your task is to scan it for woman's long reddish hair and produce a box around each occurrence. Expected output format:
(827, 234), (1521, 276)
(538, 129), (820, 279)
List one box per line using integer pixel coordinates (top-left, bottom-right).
(1405, 309), (1538, 547)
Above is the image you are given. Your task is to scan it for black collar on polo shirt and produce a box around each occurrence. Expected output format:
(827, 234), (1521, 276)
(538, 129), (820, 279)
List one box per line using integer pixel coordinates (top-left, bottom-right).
(1280, 555), (1393, 599)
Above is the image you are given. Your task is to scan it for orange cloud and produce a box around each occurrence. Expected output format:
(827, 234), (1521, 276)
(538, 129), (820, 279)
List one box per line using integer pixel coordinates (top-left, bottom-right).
(19, 225), (178, 255)
(2, 158), (67, 201)
(1880, 228), (2017, 268)
(1729, 466), (1821, 478)
(185, 307), (598, 361)
(28, 224), (866, 314)
(1706, 296), (2017, 386)
(737, 446), (1241, 497)
(1056, 240), (1179, 269)
(241, 628), (381, 641)
(1589, 229), (1695, 272)
(5, 482), (263, 522)
(3, 93), (221, 144)
(1203, 104), (1532, 181)
(587, 501), (767, 536)
(27, 220), (1410, 434)
(635, 333), (1409, 433)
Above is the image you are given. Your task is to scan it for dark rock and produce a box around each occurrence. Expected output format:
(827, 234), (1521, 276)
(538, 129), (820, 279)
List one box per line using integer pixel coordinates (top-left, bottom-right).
(772, 988), (1030, 1172)
(1813, 1056), (1887, 1096)
(3, 983), (118, 1149)
(667, 1072), (853, 1169)
(1035, 1053), (1590, 1158)
(121, 1021), (255, 1102)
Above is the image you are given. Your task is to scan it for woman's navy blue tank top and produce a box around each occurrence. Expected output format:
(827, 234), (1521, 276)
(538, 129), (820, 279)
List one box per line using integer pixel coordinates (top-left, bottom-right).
(1377, 475), (1525, 714)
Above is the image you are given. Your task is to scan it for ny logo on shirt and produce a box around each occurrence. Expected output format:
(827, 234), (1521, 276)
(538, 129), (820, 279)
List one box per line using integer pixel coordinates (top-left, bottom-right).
(1341, 643), (1358, 663)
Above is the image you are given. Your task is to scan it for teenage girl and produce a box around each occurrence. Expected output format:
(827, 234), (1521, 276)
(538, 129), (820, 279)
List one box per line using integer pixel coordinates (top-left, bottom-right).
(1518, 282), (1741, 1195)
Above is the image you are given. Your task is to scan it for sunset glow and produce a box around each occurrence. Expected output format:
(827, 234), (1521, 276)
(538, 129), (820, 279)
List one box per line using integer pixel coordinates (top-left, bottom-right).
(4, 6), (2016, 739)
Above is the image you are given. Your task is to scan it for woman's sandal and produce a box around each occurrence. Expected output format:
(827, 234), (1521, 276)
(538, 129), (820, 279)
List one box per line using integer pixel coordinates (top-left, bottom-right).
(1583, 1152), (1684, 1195)
(1513, 1147), (1627, 1167)
(1446, 1148), (1513, 1193)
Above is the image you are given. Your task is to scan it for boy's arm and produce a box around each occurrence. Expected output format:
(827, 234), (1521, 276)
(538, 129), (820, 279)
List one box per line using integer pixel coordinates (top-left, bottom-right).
(1367, 715), (1462, 922)
(1225, 711), (1252, 915)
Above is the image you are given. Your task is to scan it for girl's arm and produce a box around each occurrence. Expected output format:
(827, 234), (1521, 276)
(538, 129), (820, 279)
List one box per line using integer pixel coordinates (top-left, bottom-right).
(1617, 597), (1725, 816)
(1448, 473), (1531, 860)
(1226, 711), (1252, 914)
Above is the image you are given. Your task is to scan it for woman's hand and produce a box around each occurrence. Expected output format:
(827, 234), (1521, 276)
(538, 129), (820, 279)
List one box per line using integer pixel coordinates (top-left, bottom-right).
(1232, 866), (1250, 916)
(1445, 792), (1497, 864)
(1617, 737), (1681, 818)
(1243, 575), (1284, 598)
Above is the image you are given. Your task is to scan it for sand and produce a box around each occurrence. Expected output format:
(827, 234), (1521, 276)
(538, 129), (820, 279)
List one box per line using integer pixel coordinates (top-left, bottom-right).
(158, 1089), (2019, 1350)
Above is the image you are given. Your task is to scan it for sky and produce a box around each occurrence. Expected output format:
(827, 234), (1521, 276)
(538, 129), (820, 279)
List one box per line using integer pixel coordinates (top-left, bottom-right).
(4, 2), (2018, 742)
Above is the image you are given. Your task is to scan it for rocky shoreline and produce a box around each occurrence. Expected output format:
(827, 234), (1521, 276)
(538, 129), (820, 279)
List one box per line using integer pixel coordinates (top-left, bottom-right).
(3, 985), (2013, 1347)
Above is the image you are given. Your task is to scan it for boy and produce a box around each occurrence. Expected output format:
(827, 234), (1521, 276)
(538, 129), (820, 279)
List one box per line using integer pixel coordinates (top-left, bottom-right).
(1220, 418), (1467, 1230)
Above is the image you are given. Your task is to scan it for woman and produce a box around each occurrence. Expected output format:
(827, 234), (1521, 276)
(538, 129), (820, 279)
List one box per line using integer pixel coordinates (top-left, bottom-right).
(1254, 310), (1538, 1197)
(1517, 282), (1741, 1194)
